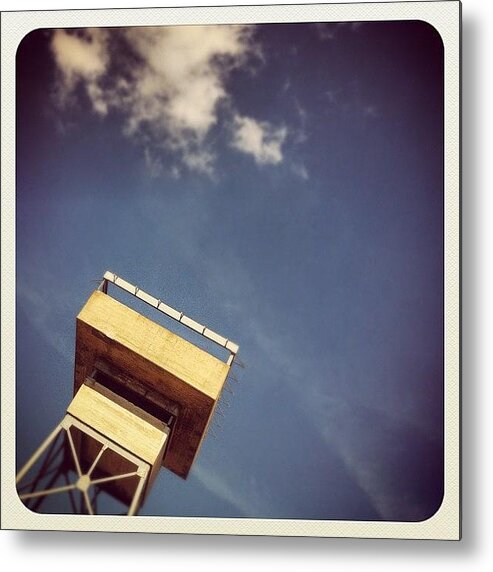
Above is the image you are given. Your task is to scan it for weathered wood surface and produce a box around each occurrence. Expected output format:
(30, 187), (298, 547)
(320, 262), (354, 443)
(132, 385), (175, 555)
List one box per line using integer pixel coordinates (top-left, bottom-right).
(68, 381), (168, 466)
(74, 290), (230, 478)
(68, 381), (168, 505)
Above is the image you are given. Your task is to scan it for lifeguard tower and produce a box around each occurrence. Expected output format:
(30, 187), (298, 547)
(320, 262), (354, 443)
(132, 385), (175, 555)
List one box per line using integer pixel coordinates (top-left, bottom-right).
(16, 271), (239, 515)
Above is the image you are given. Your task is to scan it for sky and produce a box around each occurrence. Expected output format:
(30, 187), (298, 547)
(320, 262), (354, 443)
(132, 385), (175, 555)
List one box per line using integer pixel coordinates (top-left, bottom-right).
(15, 19), (444, 522)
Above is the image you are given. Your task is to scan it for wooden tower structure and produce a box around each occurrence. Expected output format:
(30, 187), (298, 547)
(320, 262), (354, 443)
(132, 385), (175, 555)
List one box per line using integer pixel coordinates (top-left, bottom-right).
(16, 271), (239, 515)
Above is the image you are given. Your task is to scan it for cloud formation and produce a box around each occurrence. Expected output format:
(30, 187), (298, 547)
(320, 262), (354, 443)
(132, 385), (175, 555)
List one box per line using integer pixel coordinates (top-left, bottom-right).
(52, 29), (109, 85)
(50, 26), (288, 176)
(192, 463), (255, 517)
(314, 21), (363, 42)
(231, 114), (287, 165)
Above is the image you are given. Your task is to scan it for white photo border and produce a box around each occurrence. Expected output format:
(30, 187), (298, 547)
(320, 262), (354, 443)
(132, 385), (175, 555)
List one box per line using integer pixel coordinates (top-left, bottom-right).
(0, 1), (461, 540)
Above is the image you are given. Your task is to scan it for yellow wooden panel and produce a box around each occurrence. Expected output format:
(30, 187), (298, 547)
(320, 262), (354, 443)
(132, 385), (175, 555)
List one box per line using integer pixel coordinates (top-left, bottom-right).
(67, 383), (168, 466)
(77, 291), (229, 400)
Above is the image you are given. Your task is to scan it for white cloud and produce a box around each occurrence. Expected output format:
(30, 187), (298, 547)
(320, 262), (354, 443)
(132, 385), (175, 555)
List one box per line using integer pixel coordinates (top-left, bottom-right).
(231, 114), (287, 165)
(123, 26), (251, 140)
(181, 148), (216, 176)
(52, 28), (108, 81)
(51, 29), (110, 110)
(50, 25), (292, 176)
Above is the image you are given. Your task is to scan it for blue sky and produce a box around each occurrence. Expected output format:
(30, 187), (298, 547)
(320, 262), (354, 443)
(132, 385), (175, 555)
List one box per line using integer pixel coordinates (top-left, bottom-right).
(16, 19), (444, 521)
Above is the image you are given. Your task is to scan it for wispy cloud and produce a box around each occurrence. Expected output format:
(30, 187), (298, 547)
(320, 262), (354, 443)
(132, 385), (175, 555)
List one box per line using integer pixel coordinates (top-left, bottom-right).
(314, 21), (364, 42)
(17, 274), (74, 365)
(291, 163), (309, 180)
(313, 23), (337, 41)
(231, 114), (287, 165)
(300, 387), (443, 521)
(50, 26), (289, 177)
(208, 284), (437, 520)
(363, 104), (380, 118)
(137, 185), (435, 520)
(323, 84), (380, 120)
(192, 463), (258, 517)
(51, 28), (109, 110)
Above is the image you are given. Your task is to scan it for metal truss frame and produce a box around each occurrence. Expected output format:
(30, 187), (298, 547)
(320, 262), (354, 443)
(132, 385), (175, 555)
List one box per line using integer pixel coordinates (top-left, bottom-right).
(16, 413), (150, 516)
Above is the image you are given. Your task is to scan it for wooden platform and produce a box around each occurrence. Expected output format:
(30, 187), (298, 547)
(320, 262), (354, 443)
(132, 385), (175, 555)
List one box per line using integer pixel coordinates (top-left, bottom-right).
(67, 380), (169, 508)
(74, 290), (231, 479)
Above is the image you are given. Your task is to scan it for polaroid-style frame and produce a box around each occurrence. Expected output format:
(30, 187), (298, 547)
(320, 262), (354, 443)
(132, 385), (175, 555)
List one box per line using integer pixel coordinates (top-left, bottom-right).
(1, 1), (460, 539)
